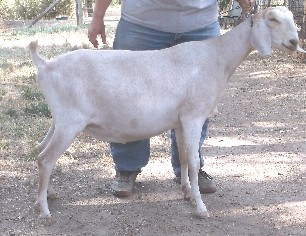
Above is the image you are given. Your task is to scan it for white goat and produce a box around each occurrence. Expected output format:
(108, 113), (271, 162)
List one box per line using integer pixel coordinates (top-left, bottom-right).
(29, 6), (300, 220)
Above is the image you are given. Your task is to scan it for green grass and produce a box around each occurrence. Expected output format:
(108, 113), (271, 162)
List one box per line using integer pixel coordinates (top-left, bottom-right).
(21, 85), (43, 101)
(24, 102), (51, 117)
(0, 60), (14, 70)
(0, 140), (10, 150)
(10, 24), (88, 36)
(4, 108), (18, 118)
(26, 146), (40, 161)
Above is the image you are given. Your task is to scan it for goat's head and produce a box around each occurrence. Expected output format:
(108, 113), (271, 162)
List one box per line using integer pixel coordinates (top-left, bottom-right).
(251, 6), (299, 56)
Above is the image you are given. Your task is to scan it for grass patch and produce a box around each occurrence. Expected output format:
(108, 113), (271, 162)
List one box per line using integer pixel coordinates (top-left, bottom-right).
(21, 85), (43, 100)
(0, 60), (14, 70)
(26, 146), (40, 161)
(10, 24), (88, 37)
(4, 108), (18, 118)
(24, 102), (51, 117)
(18, 61), (33, 67)
(0, 140), (10, 150)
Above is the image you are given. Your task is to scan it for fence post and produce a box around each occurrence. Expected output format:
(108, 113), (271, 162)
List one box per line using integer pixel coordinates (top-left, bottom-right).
(76, 0), (83, 26)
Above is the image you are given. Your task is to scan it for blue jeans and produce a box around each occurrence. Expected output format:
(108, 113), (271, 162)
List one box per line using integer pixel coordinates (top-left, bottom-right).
(110, 19), (220, 176)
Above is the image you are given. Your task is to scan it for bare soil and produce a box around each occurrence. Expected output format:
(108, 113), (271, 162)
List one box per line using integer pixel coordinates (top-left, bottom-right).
(1, 12), (306, 236)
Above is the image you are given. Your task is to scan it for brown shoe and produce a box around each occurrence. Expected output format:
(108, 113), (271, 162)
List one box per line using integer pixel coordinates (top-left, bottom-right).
(174, 169), (216, 194)
(198, 170), (216, 193)
(111, 171), (140, 197)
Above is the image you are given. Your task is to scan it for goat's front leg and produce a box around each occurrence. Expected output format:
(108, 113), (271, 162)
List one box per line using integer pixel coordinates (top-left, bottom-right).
(180, 120), (209, 218)
(187, 150), (209, 218)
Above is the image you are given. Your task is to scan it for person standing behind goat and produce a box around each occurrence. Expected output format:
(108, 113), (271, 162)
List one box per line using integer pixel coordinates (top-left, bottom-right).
(88, 0), (254, 197)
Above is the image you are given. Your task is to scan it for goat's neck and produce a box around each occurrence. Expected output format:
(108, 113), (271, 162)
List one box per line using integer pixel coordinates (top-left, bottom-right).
(216, 18), (254, 79)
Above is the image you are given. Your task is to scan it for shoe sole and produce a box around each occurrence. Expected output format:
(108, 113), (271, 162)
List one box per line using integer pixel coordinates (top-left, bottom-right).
(112, 189), (133, 198)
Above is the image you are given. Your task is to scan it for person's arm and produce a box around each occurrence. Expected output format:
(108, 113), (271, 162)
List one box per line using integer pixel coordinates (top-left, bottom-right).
(88, 0), (112, 48)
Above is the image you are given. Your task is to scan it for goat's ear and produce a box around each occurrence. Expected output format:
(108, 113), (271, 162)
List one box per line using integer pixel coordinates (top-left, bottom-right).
(250, 19), (272, 56)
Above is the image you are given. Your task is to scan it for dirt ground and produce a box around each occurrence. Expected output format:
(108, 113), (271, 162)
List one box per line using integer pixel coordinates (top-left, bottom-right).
(1, 11), (306, 236)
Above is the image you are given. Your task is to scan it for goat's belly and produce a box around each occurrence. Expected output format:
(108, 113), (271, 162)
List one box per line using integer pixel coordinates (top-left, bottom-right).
(85, 120), (178, 143)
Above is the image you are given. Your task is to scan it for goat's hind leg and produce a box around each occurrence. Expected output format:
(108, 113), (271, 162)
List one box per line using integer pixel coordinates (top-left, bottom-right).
(36, 123), (83, 220)
(37, 122), (59, 200)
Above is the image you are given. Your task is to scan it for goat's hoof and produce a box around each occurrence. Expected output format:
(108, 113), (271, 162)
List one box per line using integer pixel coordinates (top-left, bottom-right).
(38, 211), (52, 218)
(35, 202), (53, 224)
(40, 215), (53, 225)
(38, 211), (52, 223)
(195, 210), (210, 219)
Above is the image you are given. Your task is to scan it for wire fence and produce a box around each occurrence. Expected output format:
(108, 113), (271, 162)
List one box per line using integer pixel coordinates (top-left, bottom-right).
(218, 0), (306, 38)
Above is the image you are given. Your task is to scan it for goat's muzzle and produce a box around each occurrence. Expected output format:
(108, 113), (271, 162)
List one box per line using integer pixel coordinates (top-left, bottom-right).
(283, 39), (298, 52)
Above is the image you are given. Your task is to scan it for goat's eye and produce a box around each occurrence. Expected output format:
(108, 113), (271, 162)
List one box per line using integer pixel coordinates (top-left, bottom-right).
(269, 18), (279, 23)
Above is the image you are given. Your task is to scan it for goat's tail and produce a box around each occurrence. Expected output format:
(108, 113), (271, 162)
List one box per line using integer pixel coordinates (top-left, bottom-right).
(28, 40), (46, 69)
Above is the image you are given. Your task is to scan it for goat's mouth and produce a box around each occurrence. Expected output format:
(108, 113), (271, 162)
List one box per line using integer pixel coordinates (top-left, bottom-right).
(282, 43), (297, 52)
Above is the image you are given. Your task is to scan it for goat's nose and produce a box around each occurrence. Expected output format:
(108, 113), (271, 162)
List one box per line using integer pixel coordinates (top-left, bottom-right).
(289, 39), (298, 47)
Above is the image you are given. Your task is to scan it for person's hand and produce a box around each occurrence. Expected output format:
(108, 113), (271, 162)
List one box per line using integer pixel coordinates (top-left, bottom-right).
(88, 18), (106, 48)
(236, 0), (256, 14)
